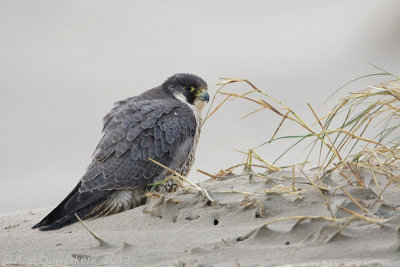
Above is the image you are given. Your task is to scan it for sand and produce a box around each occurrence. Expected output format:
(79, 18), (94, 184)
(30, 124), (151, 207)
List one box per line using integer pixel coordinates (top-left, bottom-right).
(1, 167), (400, 266)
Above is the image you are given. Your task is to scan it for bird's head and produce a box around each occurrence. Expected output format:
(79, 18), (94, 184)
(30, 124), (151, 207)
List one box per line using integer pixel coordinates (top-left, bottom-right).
(163, 73), (209, 110)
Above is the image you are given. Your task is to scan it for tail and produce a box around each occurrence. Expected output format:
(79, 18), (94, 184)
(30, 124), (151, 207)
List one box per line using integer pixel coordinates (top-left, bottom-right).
(32, 181), (113, 231)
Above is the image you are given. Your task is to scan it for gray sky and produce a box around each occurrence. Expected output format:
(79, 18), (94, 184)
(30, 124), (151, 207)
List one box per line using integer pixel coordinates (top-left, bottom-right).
(0, 0), (399, 213)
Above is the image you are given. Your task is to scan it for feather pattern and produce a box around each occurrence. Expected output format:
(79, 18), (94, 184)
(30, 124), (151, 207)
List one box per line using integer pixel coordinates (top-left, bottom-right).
(80, 98), (197, 192)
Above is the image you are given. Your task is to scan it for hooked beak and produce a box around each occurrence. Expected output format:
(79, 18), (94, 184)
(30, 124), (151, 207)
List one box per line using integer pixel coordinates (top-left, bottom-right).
(196, 89), (209, 103)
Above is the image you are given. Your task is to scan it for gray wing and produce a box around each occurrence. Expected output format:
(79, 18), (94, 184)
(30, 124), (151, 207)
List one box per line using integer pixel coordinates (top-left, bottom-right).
(78, 98), (197, 194)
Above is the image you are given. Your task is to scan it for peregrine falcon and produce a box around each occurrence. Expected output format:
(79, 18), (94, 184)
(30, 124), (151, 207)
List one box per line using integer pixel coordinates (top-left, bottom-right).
(33, 73), (209, 231)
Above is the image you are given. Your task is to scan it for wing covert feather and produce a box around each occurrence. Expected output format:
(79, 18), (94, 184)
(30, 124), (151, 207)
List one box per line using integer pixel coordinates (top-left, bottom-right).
(80, 98), (197, 192)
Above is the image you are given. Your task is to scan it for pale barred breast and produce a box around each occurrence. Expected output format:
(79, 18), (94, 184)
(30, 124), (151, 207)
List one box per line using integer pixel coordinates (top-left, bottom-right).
(176, 105), (203, 177)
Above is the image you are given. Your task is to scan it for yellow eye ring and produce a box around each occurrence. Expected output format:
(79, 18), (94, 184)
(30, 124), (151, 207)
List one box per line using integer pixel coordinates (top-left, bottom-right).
(184, 85), (195, 92)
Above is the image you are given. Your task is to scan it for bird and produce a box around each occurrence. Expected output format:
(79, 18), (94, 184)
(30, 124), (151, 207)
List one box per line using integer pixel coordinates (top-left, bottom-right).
(33, 73), (209, 231)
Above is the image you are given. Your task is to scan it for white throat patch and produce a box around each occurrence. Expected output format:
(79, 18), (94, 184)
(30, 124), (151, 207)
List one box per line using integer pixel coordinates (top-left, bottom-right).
(173, 92), (207, 113)
(173, 92), (192, 107)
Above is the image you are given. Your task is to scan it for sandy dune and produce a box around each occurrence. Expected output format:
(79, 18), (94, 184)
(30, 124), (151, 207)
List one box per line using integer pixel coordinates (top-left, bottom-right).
(1, 168), (400, 266)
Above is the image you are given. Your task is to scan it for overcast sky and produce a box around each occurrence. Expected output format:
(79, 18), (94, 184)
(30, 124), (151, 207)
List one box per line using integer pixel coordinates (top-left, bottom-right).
(0, 0), (399, 213)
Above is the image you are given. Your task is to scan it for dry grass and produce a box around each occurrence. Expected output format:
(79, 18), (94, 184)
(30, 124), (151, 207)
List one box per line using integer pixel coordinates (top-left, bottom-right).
(198, 72), (400, 238)
(201, 73), (400, 175)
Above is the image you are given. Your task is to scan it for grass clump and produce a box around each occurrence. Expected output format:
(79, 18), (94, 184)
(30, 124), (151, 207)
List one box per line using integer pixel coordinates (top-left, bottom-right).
(202, 72), (400, 178)
(198, 71), (400, 230)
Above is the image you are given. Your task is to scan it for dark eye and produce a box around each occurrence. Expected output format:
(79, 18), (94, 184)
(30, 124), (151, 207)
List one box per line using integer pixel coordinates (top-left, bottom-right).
(184, 85), (192, 91)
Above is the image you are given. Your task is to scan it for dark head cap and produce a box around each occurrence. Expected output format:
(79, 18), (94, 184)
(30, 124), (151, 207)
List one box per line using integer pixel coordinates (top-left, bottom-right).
(163, 73), (207, 90)
(163, 73), (209, 104)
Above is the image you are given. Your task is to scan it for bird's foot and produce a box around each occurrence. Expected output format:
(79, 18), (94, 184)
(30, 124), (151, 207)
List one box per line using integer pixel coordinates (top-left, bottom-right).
(155, 176), (183, 193)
